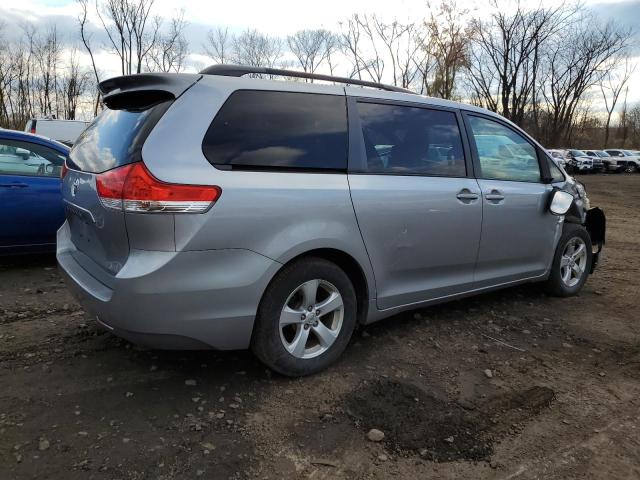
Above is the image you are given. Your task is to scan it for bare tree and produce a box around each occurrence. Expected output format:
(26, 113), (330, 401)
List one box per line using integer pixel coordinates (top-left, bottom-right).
(32, 26), (62, 117)
(626, 103), (640, 148)
(423, 2), (471, 99)
(371, 17), (426, 89)
(287, 29), (333, 77)
(204, 26), (232, 64)
(542, 18), (632, 145)
(77, 0), (101, 115)
(146, 10), (188, 73)
(340, 14), (386, 82)
(371, 16), (407, 86)
(58, 50), (90, 119)
(618, 87), (630, 147)
(96, 0), (161, 75)
(353, 15), (385, 82)
(600, 60), (635, 148)
(339, 16), (367, 79)
(231, 29), (282, 68)
(466, 1), (573, 126)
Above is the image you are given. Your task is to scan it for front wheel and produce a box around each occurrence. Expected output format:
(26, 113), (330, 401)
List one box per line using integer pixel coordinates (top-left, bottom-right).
(624, 164), (636, 173)
(251, 257), (357, 376)
(545, 224), (593, 297)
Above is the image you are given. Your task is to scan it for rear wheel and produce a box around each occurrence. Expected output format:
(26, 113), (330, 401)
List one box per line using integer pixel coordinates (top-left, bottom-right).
(251, 257), (357, 376)
(545, 224), (592, 297)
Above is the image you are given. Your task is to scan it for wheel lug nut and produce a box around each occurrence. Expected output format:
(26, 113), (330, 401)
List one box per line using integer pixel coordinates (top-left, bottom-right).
(313, 320), (319, 327)
(301, 313), (306, 320)
(308, 306), (313, 312)
(315, 310), (320, 316)
(304, 324), (310, 330)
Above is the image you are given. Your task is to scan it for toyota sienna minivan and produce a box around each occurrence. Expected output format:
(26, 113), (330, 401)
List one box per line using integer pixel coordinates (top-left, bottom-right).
(57, 66), (605, 376)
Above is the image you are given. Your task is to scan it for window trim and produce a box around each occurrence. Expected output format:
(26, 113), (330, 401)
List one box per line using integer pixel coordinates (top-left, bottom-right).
(0, 139), (67, 179)
(546, 156), (566, 183)
(202, 89), (349, 174)
(347, 97), (473, 179)
(462, 111), (551, 184)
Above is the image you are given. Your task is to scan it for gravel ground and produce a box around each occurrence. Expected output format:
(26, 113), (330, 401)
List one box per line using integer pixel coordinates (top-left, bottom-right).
(1, 174), (639, 480)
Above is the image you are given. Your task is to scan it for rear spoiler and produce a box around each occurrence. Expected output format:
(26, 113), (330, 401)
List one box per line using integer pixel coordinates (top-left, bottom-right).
(98, 73), (202, 110)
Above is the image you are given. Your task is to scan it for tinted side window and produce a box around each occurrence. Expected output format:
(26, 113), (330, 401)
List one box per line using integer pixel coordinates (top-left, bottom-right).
(356, 102), (466, 176)
(468, 116), (540, 182)
(0, 140), (66, 177)
(203, 91), (347, 171)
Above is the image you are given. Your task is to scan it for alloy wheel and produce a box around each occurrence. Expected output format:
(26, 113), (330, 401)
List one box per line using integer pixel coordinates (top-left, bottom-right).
(560, 237), (588, 288)
(279, 279), (344, 359)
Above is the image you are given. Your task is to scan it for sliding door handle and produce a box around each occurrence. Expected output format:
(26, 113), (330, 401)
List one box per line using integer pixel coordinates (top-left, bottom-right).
(485, 189), (505, 203)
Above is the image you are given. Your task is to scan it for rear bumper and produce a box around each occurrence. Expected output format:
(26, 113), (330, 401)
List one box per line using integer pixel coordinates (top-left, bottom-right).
(57, 222), (281, 350)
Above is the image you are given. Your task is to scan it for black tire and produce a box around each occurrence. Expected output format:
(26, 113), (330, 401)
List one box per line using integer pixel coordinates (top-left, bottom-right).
(544, 224), (593, 297)
(251, 257), (357, 377)
(624, 164), (635, 174)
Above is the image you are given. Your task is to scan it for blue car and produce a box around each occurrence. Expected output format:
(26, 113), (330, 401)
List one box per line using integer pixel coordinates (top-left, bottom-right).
(0, 129), (70, 254)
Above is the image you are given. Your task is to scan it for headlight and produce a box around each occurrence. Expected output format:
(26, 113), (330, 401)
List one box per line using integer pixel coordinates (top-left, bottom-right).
(575, 182), (590, 209)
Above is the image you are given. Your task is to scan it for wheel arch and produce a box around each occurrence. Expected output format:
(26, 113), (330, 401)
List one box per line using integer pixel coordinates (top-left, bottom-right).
(260, 248), (372, 325)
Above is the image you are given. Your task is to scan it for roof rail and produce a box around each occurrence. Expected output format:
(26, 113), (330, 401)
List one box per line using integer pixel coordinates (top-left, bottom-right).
(199, 64), (415, 94)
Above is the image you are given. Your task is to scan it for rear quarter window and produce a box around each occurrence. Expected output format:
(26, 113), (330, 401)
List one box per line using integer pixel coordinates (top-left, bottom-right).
(202, 90), (348, 171)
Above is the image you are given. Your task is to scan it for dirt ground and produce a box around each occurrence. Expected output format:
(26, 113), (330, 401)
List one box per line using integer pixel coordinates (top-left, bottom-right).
(1, 174), (639, 480)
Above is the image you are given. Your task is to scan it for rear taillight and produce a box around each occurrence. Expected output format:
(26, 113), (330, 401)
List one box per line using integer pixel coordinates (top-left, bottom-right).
(96, 162), (221, 213)
(61, 161), (69, 179)
(30, 126), (36, 134)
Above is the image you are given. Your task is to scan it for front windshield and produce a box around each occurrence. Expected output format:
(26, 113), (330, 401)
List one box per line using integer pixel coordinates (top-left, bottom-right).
(622, 151), (634, 157)
(570, 150), (587, 157)
(596, 151), (610, 157)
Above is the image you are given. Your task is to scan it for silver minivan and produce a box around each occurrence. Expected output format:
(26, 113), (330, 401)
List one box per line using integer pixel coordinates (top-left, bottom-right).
(57, 66), (605, 376)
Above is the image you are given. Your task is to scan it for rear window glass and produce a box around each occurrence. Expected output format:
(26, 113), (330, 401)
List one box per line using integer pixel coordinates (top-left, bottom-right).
(202, 90), (348, 171)
(68, 101), (171, 173)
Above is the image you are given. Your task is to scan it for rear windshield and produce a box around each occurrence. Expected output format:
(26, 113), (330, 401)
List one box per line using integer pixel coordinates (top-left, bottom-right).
(68, 101), (171, 173)
(202, 90), (348, 171)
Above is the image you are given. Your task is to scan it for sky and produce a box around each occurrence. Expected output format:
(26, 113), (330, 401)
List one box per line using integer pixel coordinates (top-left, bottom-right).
(1, 0), (639, 109)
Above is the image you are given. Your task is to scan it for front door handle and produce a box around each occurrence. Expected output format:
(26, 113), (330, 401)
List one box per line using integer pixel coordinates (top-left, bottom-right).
(456, 189), (479, 204)
(484, 190), (505, 203)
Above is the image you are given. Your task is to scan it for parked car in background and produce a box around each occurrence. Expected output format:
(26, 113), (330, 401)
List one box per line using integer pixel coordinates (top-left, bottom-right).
(579, 150), (604, 173)
(584, 150), (622, 173)
(564, 149), (594, 173)
(25, 118), (90, 146)
(0, 129), (69, 254)
(603, 149), (640, 173)
(57, 67), (606, 376)
(581, 150), (604, 172)
(547, 149), (567, 169)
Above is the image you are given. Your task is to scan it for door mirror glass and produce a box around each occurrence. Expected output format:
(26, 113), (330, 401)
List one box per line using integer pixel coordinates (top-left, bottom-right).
(550, 190), (573, 215)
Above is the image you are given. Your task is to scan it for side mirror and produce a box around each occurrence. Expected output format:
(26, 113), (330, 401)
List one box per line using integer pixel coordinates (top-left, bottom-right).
(549, 189), (574, 215)
(15, 147), (30, 160)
